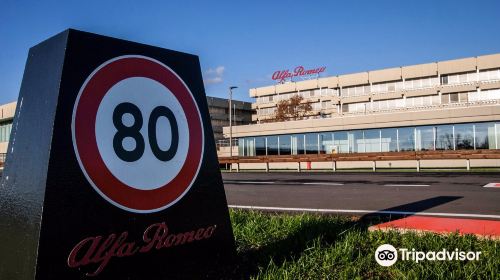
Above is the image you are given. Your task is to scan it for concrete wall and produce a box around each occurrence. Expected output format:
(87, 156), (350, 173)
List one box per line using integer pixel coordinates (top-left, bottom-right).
(0, 101), (16, 121)
(224, 104), (500, 137)
(0, 142), (8, 155)
(230, 159), (500, 171)
(217, 146), (238, 157)
(0, 101), (16, 155)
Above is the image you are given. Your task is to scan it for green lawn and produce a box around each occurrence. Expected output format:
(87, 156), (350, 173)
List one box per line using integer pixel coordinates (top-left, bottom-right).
(230, 209), (499, 280)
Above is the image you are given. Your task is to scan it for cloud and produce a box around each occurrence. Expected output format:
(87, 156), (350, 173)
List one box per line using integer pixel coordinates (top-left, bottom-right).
(203, 66), (225, 84)
(204, 77), (223, 84)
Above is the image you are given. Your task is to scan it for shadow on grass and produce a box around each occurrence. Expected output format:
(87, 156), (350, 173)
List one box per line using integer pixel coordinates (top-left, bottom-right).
(231, 217), (359, 278)
(229, 196), (463, 279)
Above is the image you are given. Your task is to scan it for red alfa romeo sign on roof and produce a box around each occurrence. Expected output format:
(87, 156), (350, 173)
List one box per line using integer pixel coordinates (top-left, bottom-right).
(72, 55), (204, 213)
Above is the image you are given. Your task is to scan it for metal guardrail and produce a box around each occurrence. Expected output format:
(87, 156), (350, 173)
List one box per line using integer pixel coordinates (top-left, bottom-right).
(216, 139), (238, 150)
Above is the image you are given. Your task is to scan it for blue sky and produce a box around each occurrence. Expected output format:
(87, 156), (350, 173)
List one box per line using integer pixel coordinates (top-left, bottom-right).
(1, 0), (500, 104)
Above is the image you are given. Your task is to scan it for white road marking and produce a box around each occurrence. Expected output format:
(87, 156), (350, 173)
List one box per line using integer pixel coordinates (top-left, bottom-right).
(483, 183), (500, 188)
(384, 184), (430, 187)
(224, 181), (344, 186)
(224, 181), (275, 184)
(302, 182), (344, 186)
(224, 181), (428, 187)
(228, 205), (500, 220)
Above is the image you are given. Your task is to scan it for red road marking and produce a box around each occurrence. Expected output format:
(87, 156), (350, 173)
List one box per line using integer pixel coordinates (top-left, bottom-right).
(370, 216), (500, 238)
(482, 183), (500, 188)
(495, 183), (500, 187)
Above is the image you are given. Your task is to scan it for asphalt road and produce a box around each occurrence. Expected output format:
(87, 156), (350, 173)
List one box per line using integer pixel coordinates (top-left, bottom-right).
(2, 168), (499, 219)
(222, 172), (500, 220)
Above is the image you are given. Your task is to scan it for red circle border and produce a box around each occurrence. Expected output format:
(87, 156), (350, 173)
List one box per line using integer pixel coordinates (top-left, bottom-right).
(72, 56), (204, 212)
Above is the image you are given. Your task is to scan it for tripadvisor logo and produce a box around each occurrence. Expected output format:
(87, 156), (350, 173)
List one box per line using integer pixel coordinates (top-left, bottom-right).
(375, 244), (482, 267)
(375, 244), (398, 266)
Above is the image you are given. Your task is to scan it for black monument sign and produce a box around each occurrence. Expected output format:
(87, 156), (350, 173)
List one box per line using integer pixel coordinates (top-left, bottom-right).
(0, 29), (235, 279)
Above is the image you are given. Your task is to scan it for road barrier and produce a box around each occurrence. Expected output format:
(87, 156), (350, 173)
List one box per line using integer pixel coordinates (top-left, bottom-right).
(218, 150), (500, 172)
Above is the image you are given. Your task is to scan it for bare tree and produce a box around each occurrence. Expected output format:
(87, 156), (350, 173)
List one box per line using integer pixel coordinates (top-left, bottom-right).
(268, 95), (312, 122)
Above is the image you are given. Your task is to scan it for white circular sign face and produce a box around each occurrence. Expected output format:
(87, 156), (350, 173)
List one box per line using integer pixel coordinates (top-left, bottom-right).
(72, 55), (204, 213)
(375, 244), (398, 267)
(95, 77), (189, 190)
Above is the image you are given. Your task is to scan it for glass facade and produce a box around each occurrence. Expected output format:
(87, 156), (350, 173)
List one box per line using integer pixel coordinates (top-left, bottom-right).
(237, 121), (500, 156)
(319, 132), (333, 154)
(381, 128), (397, 152)
(333, 132), (349, 153)
(267, 136), (279, 155)
(435, 125), (454, 150)
(255, 137), (266, 156)
(364, 129), (381, 153)
(454, 123), (474, 150)
(305, 133), (318, 154)
(0, 121), (12, 143)
(474, 122), (496, 149)
(398, 127), (415, 151)
(291, 134), (304, 155)
(415, 126), (434, 151)
(279, 135), (291, 155)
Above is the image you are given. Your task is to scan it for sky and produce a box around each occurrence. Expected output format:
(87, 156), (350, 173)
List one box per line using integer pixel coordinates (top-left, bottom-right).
(1, 0), (500, 105)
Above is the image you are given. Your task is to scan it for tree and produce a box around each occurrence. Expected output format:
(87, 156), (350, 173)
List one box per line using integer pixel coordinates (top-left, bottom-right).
(269, 94), (312, 122)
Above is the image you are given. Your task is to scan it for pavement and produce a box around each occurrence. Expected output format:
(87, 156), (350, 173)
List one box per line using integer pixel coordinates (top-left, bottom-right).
(223, 172), (500, 238)
(368, 216), (500, 239)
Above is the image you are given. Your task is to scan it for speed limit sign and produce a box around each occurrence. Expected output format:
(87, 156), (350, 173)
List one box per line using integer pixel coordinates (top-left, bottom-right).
(72, 55), (204, 213)
(2, 30), (235, 279)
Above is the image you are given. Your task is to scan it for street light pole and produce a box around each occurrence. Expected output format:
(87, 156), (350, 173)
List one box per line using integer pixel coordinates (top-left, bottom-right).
(229, 86), (238, 159)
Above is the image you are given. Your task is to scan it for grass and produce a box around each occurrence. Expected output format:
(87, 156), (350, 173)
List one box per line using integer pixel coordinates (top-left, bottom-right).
(229, 209), (499, 279)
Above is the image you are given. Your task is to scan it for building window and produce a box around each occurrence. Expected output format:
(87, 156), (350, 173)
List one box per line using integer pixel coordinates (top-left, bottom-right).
(435, 125), (454, 150)
(333, 132), (349, 153)
(441, 72), (476, 85)
(416, 126), (434, 151)
(305, 133), (319, 154)
(256, 137), (266, 156)
(237, 122), (498, 156)
(349, 130), (364, 153)
(441, 75), (448, 85)
(311, 102), (321, 111)
(0, 122), (12, 143)
(319, 133), (334, 154)
(291, 134), (304, 155)
(267, 136), (279, 155)
(398, 127), (415, 151)
(246, 138), (256, 156)
(455, 123), (474, 150)
(238, 138), (244, 156)
(441, 94), (449, 104)
(479, 68), (500, 81)
(381, 128), (398, 152)
(342, 85), (370, 97)
(279, 135), (291, 155)
(449, 93), (459, 103)
(364, 129), (381, 153)
(475, 123), (496, 149)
